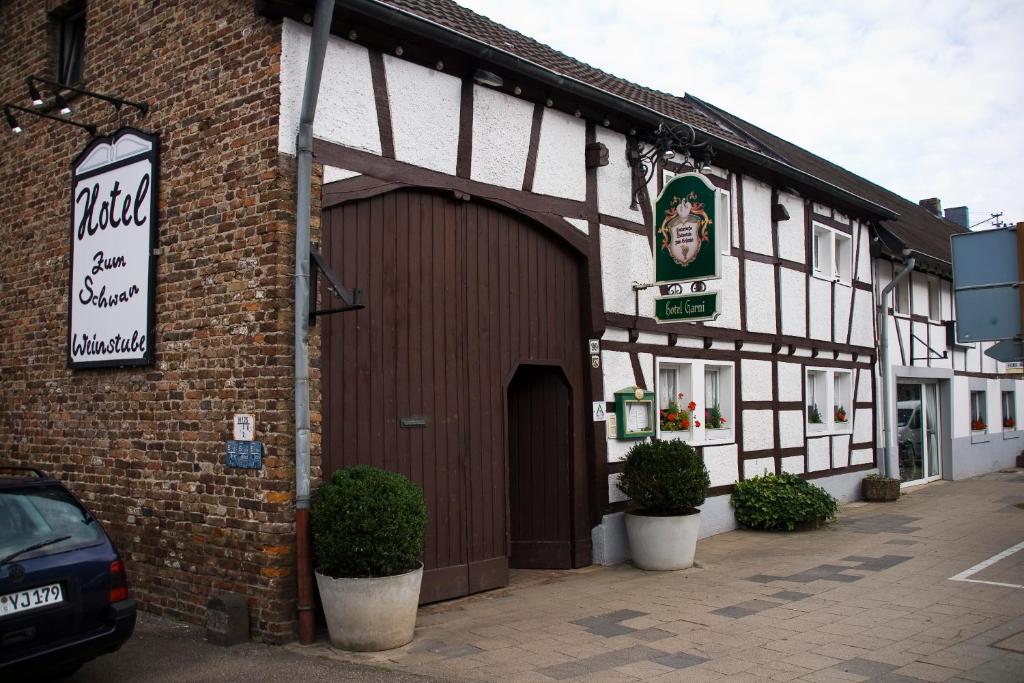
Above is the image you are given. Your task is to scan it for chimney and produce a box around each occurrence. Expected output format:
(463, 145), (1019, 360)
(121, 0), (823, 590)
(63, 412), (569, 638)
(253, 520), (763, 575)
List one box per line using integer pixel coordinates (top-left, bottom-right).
(918, 197), (942, 216)
(944, 206), (969, 229)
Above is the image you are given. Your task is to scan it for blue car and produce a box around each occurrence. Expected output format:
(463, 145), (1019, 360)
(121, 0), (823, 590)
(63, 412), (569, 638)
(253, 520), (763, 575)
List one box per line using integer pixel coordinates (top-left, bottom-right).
(0, 467), (135, 676)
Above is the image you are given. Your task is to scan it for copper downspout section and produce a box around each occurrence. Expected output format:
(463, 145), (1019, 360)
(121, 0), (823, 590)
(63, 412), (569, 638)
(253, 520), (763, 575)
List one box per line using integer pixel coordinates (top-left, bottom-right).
(296, 507), (315, 644)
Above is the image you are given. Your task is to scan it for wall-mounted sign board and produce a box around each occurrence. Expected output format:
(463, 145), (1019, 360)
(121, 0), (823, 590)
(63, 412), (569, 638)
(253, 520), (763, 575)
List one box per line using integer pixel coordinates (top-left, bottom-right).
(951, 226), (1021, 345)
(68, 128), (159, 368)
(614, 386), (655, 440)
(653, 172), (720, 285)
(655, 292), (719, 323)
(226, 440), (264, 469)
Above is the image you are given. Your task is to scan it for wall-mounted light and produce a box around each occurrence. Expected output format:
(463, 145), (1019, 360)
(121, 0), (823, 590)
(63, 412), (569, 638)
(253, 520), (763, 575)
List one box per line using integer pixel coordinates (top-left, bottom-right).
(472, 68), (503, 88)
(771, 202), (791, 222)
(27, 75), (149, 115)
(3, 103), (96, 137)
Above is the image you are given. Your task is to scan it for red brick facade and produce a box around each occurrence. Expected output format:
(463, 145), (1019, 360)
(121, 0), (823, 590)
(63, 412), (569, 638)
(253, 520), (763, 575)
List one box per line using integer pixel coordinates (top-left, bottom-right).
(0, 0), (308, 642)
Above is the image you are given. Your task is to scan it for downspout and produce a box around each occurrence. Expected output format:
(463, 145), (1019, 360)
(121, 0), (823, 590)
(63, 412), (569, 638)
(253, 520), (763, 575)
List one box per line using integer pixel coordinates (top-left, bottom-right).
(878, 250), (916, 480)
(295, 0), (334, 646)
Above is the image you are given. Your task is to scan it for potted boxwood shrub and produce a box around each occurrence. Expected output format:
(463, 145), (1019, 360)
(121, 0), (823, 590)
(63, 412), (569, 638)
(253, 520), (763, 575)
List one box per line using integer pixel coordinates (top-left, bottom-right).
(311, 465), (428, 651)
(862, 473), (901, 502)
(617, 438), (710, 570)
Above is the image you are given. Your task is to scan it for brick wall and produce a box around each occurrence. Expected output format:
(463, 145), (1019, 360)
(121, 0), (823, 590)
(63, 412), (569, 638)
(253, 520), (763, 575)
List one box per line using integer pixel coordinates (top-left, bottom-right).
(0, 0), (303, 642)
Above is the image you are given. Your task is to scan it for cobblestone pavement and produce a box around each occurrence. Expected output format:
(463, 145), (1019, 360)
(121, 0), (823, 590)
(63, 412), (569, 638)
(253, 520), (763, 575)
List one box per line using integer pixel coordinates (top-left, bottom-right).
(290, 471), (1024, 682)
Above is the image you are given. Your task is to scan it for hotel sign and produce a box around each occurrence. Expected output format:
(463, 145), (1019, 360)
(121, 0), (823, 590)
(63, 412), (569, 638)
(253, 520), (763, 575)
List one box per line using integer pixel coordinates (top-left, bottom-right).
(68, 128), (159, 368)
(655, 292), (719, 323)
(654, 172), (720, 284)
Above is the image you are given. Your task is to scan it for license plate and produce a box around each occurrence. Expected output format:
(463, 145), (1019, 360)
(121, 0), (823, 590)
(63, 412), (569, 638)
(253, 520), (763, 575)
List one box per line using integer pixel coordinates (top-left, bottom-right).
(0, 583), (64, 617)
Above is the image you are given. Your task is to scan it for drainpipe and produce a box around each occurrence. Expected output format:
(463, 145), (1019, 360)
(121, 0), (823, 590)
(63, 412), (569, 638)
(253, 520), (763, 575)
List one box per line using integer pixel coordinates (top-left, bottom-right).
(295, 0), (334, 646)
(878, 250), (916, 480)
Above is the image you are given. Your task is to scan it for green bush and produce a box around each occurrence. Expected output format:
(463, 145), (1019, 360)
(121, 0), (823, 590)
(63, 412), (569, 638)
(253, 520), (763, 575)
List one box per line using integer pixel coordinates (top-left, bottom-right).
(730, 472), (838, 531)
(617, 439), (710, 515)
(311, 465), (428, 578)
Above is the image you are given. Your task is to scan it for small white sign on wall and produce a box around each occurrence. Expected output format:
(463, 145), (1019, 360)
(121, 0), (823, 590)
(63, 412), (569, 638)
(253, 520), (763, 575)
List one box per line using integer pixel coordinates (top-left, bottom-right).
(233, 414), (256, 441)
(68, 128), (159, 368)
(592, 401), (607, 422)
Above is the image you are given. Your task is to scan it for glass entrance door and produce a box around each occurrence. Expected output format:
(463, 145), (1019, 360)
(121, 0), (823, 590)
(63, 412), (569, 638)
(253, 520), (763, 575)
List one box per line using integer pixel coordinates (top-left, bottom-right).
(896, 382), (941, 484)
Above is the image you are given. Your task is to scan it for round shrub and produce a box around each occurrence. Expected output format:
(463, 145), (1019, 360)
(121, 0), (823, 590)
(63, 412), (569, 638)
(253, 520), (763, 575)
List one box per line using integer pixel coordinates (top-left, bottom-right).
(311, 465), (428, 578)
(730, 472), (838, 531)
(617, 439), (710, 515)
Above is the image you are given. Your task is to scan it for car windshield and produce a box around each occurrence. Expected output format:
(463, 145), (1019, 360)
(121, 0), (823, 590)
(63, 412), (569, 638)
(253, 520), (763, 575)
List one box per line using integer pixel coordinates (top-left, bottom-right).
(0, 484), (104, 561)
(897, 409), (914, 427)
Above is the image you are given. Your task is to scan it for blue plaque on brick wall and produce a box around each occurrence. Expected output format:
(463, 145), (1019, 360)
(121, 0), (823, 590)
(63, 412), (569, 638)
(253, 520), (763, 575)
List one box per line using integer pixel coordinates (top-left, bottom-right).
(226, 440), (264, 469)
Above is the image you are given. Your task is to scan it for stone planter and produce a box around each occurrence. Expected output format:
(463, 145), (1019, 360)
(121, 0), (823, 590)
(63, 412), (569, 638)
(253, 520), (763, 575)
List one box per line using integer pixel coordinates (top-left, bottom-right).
(624, 511), (700, 570)
(862, 477), (900, 502)
(315, 563), (423, 651)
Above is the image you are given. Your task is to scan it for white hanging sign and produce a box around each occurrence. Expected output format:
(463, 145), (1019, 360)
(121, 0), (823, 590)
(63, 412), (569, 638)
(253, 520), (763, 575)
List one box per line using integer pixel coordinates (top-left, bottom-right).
(68, 128), (159, 368)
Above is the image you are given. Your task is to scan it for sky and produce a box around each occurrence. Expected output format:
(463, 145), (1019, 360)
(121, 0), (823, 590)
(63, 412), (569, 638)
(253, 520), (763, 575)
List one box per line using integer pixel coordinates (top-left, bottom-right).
(456, 0), (1024, 227)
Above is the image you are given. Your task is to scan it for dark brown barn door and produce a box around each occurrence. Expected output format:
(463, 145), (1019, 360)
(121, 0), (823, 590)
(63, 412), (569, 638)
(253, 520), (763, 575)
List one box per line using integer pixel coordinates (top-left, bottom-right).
(508, 365), (573, 568)
(322, 188), (588, 603)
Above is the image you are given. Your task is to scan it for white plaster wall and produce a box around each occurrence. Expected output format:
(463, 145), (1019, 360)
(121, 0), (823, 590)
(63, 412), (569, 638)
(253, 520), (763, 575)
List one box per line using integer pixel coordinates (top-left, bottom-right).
(596, 128), (645, 223)
(952, 376), (969, 438)
(856, 225), (871, 281)
(779, 411), (805, 448)
(808, 437), (830, 471)
(741, 359), (773, 401)
(833, 285), (852, 342)
(779, 268), (807, 338)
(742, 410), (774, 451)
(385, 55), (461, 174)
(279, 20), (380, 156)
(741, 177), (773, 256)
(637, 352), (654, 390)
(636, 332), (667, 345)
(703, 256), (741, 330)
(911, 273), (929, 318)
(704, 443), (739, 487)
(564, 217), (589, 234)
(850, 448), (873, 465)
(531, 108), (586, 201)
(777, 193), (806, 263)
(608, 473), (627, 503)
(601, 226), (655, 315)
(744, 260), (777, 334)
(832, 434), (850, 467)
(808, 277), (832, 341)
(849, 291), (874, 348)
(470, 85), (534, 189)
(781, 456), (805, 474)
(813, 202), (831, 215)
(602, 328), (629, 343)
(853, 409), (873, 443)
(857, 369), (872, 401)
(986, 380), (1001, 432)
(744, 458), (775, 479)
(602, 350), (635, 402)
(778, 362), (802, 401)
(323, 166), (360, 183)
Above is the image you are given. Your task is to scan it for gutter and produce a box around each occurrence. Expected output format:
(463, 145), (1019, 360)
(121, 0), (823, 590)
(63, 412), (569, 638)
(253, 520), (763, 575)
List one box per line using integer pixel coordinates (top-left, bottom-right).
(877, 250), (916, 480)
(259, 0), (898, 222)
(294, 0), (334, 646)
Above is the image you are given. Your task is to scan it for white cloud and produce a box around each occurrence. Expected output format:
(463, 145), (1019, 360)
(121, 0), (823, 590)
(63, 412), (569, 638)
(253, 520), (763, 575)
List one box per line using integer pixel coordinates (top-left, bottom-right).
(457, 0), (1024, 223)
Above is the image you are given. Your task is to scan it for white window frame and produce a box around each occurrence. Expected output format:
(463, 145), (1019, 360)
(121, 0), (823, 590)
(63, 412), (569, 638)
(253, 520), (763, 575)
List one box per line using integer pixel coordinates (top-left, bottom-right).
(894, 274), (911, 316)
(806, 366), (853, 435)
(970, 390), (987, 432)
(928, 278), (942, 322)
(1002, 390), (1016, 431)
(656, 358), (735, 446)
(811, 223), (852, 285)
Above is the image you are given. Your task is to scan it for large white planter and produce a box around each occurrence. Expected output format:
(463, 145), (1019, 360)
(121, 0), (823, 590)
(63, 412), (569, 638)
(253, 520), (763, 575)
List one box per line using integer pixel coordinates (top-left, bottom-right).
(624, 511), (701, 571)
(315, 563), (423, 651)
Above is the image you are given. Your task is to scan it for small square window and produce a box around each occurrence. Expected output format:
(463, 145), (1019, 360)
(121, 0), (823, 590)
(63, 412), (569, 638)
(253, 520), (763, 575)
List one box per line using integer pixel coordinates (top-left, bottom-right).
(833, 371), (852, 428)
(1003, 391), (1016, 430)
(51, 1), (86, 85)
(806, 369), (827, 429)
(833, 233), (852, 283)
(811, 223), (850, 283)
(970, 390), (987, 431)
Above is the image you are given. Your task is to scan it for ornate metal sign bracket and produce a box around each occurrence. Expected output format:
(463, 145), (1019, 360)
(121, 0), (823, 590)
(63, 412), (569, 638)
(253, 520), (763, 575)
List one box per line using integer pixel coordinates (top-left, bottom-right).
(309, 246), (364, 324)
(626, 122), (715, 210)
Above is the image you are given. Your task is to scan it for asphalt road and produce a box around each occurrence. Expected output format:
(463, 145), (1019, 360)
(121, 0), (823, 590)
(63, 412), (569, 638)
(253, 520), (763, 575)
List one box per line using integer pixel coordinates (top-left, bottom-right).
(65, 612), (448, 682)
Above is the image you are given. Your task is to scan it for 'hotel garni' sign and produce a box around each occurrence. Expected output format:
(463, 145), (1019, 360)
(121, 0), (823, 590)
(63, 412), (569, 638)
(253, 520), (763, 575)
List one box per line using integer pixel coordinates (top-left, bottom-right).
(68, 128), (159, 368)
(652, 172), (721, 323)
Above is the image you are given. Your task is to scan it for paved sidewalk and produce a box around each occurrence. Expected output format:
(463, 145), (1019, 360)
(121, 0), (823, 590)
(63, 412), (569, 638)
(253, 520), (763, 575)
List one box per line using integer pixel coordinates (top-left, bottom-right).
(290, 471), (1024, 682)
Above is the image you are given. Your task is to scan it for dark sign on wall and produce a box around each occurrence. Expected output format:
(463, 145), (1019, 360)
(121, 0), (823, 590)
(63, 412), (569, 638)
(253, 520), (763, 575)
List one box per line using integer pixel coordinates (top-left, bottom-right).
(653, 172), (720, 285)
(67, 128), (159, 368)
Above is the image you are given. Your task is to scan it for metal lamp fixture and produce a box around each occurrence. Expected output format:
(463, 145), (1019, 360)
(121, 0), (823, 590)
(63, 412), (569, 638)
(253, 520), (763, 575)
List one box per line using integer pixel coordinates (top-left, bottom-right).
(472, 68), (504, 88)
(3, 103), (96, 136)
(26, 75), (149, 115)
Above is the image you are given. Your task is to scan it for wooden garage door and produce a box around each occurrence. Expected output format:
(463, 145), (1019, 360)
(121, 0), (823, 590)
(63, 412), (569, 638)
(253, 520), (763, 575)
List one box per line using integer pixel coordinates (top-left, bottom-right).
(321, 189), (587, 603)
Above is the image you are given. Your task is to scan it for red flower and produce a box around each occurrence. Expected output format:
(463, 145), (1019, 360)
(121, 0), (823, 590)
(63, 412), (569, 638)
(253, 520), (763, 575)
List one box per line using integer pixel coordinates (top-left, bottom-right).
(695, 421), (702, 427)
(687, 401), (697, 412)
(677, 392), (684, 399)
(681, 420), (690, 430)
(720, 417), (727, 423)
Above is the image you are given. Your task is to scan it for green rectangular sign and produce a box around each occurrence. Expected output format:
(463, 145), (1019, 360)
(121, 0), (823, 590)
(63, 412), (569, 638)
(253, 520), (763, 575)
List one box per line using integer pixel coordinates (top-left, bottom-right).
(654, 292), (719, 323)
(654, 172), (720, 284)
